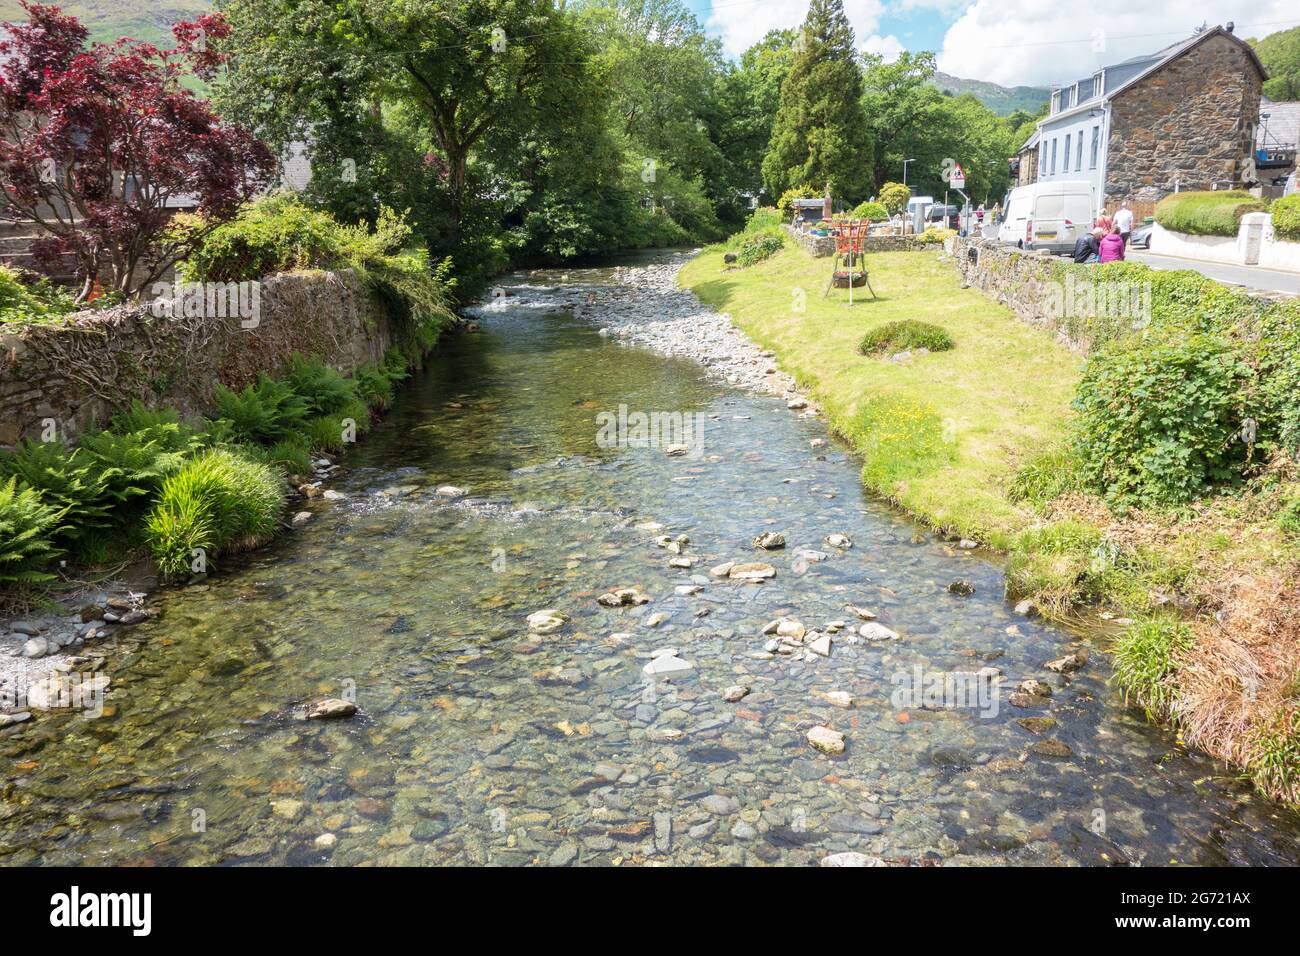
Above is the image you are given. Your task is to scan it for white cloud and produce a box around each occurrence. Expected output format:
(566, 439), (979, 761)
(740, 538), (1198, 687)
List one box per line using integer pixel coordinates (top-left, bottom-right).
(707, 0), (886, 59)
(862, 33), (906, 62)
(936, 1), (1299, 87)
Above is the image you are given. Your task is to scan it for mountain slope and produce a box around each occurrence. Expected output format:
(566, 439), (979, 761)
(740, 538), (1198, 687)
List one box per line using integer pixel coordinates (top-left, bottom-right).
(930, 71), (1050, 115)
(0, 1), (210, 48)
(1250, 25), (1300, 101)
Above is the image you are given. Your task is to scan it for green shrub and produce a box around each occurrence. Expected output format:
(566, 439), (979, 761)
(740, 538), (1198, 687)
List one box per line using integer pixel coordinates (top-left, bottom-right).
(1074, 331), (1257, 508)
(776, 185), (819, 220)
(858, 320), (954, 355)
(144, 449), (285, 578)
(213, 375), (310, 445)
(1154, 190), (1266, 237)
(1269, 194), (1300, 242)
(736, 233), (784, 267)
(1257, 299), (1300, 459)
(1110, 615), (1195, 721)
(851, 201), (888, 221)
(304, 398), (372, 454)
(0, 476), (64, 586)
(1280, 498), (1300, 537)
(109, 400), (203, 452)
(0, 265), (78, 327)
(283, 354), (358, 416)
(1249, 700), (1300, 806)
(916, 226), (956, 244)
(353, 353), (408, 411)
(878, 182), (910, 215)
(0, 441), (112, 541)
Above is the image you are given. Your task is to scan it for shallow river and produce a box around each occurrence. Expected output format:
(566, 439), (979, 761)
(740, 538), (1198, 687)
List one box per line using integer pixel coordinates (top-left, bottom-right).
(3, 251), (1298, 866)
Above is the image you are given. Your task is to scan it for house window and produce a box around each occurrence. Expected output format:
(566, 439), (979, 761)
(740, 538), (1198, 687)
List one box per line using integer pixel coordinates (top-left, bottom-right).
(1070, 84), (1079, 107)
(1076, 130), (1084, 170)
(1092, 71), (1103, 98)
(1089, 125), (1100, 169)
(1064, 134), (1072, 172)
(1051, 90), (1061, 114)
(1050, 138), (1058, 175)
(1039, 145), (1046, 175)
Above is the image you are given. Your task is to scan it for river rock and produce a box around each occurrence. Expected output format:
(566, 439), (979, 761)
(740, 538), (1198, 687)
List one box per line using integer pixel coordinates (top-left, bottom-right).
(786, 397), (808, 410)
(597, 587), (650, 607)
(642, 654), (693, 677)
(947, 580), (975, 597)
(1014, 598), (1039, 618)
(21, 637), (49, 659)
(1018, 679), (1053, 697)
(807, 726), (845, 754)
(435, 485), (468, 498)
(807, 634), (832, 657)
(291, 511), (313, 528)
(825, 533), (852, 548)
(526, 609), (567, 634)
(1046, 650), (1087, 673)
(845, 605), (877, 621)
(728, 562), (776, 583)
(306, 697), (357, 720)
(752, 531), (786, 550)
(1017, 716), (1058, 735)
(709, 561), (735, 577)
(664, 444), (690, 457)
(701, 794), (739, 815)
(321, 489), (346, 501)
(775, 619), (806, 640)
(9, 621), (40, 636)
(723, 684), (750, 702)
(1030, 739), (1073, 758)
(820, 852), (885, 867)
(823, 690), (853, 708)
(858, 622), (899, 641)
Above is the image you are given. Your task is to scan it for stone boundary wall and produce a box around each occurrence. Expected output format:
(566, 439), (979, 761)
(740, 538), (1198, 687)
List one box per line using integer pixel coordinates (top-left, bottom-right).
(0, 269), (396, 449)
(945, 236), (1085, 350)
(784, 225), (933, 258)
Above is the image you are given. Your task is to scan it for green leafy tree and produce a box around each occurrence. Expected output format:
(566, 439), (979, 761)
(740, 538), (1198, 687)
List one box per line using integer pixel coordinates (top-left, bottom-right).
(1252, 25), (1300, 101)
(713, 29), (798, 208)
(878, 181), (909, 214)
(761, 0), (871, 203)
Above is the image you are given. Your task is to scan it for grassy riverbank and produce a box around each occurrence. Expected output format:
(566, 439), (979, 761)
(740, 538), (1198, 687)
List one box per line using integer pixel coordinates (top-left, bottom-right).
(681, 240), (1300, 805)
(682, 244), (1080, 548)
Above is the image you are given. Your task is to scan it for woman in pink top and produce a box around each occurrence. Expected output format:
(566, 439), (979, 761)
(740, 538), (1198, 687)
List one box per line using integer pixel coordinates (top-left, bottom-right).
(1098, 228), (1126, 263)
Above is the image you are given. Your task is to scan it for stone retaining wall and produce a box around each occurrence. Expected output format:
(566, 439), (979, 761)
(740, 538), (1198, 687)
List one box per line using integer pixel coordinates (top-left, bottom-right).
(784, 225), (934, 258)
(0, 269), (396, 449)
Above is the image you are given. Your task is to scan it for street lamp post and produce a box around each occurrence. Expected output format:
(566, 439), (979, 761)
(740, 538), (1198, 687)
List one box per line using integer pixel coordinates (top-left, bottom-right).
(902, 158), (916, 187)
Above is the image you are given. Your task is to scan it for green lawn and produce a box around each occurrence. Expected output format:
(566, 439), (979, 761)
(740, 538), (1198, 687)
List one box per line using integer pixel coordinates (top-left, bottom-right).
(680, 243), (1082, 549)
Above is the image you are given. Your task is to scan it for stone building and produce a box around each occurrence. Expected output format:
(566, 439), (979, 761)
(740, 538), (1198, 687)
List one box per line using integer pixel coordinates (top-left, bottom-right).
(1031, 24), (1266, 215)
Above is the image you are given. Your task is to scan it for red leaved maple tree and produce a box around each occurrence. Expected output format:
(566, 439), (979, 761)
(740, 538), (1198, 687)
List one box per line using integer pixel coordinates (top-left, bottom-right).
(0, 2), (275, 301)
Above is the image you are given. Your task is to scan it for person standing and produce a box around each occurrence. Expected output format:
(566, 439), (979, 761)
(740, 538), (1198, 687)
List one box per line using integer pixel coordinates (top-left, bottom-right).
(1095, 208), (1113, 233)
(1098, 226), (1125, 263)
(1114, 201), (1134, 246)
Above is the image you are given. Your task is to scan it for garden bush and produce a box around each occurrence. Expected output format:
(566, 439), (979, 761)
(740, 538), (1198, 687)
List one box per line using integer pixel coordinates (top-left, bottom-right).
(0, 476), (64, 587)
(735, 233), (784, 267)
(1154, 190), (1266, 237)
(1073, 331), (1258, 508)
(1273, 194), (1300, 242)
(851, 200), (888, 221)
(858, 320), (953, 355)
(144, 449), (285, 578)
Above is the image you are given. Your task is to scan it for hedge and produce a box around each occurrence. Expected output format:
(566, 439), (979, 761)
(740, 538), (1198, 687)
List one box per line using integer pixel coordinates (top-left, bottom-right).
(1272, 194), (1300, 242)
(1154, 190), (1266, 237)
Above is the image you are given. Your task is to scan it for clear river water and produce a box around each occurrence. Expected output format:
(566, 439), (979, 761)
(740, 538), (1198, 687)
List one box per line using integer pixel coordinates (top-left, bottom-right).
(2, 251), (1298, 866)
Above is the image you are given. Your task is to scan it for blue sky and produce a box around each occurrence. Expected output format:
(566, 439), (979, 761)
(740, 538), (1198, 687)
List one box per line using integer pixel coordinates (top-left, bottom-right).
(682, 0), (1300, 87)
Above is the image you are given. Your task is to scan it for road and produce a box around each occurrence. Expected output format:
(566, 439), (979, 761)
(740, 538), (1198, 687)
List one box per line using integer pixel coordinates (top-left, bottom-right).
(1127, 250), (1300, 296)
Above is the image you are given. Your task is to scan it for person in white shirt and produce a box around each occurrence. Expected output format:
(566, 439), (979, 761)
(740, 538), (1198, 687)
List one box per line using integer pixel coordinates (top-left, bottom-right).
(1114, 202), (1135, 245)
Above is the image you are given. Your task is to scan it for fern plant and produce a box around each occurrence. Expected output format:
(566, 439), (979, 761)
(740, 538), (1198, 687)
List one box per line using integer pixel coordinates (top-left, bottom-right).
(283, 354), (358, 416)
(0, 440), (112, 540)
(0, 476), (64, 586)
(212, 375), (310, 445)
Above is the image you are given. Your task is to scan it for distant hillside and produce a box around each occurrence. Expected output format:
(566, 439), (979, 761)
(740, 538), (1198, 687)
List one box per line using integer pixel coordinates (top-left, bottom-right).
(0, 1), (211, 49)
(1250, 25), (1300, 102)
(930, 71), (1050, 116)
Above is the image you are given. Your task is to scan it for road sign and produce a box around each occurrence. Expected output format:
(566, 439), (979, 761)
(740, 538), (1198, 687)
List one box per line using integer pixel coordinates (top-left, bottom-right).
(948, 162), (965, 189)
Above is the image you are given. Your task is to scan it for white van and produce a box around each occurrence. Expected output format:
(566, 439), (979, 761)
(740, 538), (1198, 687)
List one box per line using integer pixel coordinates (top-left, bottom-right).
(997, 181), (1095, 254)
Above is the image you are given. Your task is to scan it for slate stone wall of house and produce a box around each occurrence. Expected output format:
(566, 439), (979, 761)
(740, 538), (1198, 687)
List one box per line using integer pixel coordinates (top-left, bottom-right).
(1105, 33), (1263, 206)
(0, 269), (396, 450)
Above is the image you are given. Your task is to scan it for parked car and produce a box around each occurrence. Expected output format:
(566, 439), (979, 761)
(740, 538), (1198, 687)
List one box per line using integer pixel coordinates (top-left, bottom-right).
(1129, 220), (1153, 249)
(926, 204), (961, 228)
(997, 180), (1096, 254)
